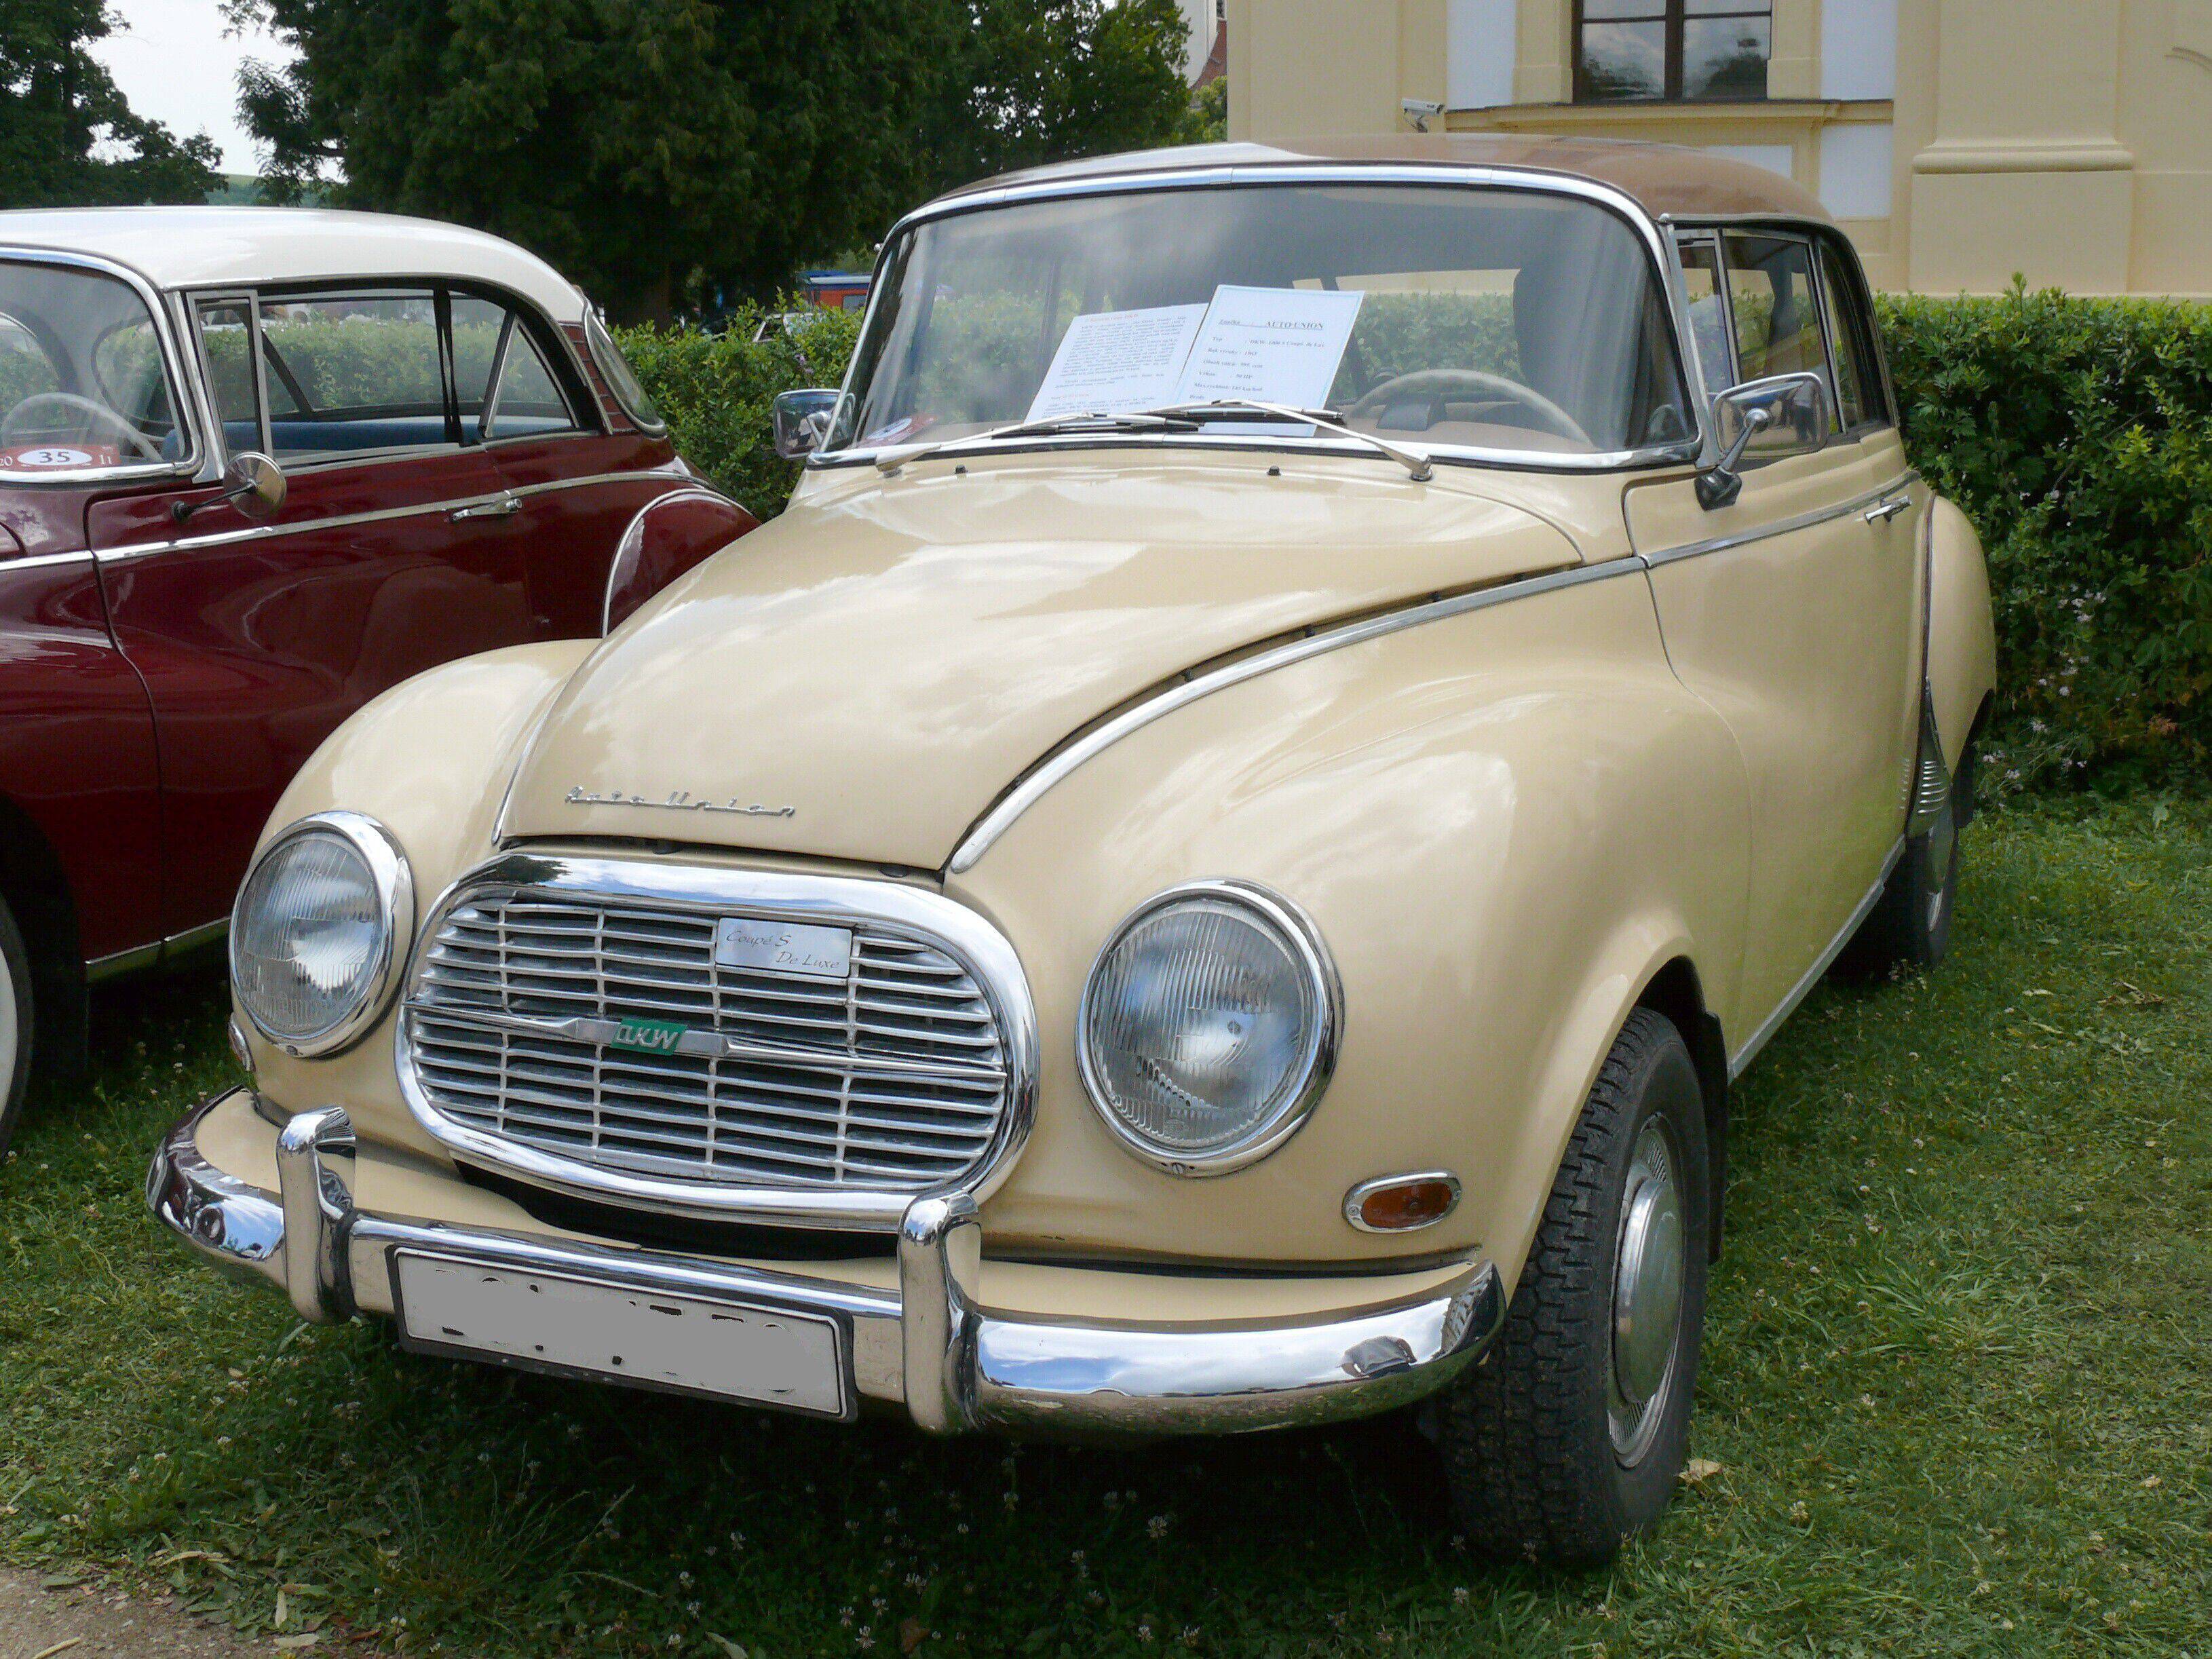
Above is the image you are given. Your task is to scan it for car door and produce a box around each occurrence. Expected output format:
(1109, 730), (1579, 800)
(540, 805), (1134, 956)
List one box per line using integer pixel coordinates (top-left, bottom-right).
(88, 284), (537, 938)
(449, 292), (683, 638)
(1631, 229), (1922, 1047)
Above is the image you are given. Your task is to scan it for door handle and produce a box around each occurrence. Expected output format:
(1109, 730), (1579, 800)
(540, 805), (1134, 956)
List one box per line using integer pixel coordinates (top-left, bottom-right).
(449, 494), (520, 522)
(1862, 495), (1910, 525)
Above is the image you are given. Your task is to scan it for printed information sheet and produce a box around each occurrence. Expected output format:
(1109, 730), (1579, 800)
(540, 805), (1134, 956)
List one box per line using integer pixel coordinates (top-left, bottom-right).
(1024, 286), (1365, 422)
(1176, 286), (1365, 411)
(1025, 303), (1207, 421)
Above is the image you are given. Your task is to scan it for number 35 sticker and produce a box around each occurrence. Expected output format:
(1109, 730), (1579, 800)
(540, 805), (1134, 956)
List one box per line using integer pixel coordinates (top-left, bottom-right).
(14, 447), (95, 468)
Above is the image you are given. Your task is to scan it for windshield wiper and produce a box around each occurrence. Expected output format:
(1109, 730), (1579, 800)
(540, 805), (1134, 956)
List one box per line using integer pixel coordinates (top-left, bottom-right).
(874, 409), (1198, 474)
(1137, 400), (1434, 481)
(871, 398), (1434, 482)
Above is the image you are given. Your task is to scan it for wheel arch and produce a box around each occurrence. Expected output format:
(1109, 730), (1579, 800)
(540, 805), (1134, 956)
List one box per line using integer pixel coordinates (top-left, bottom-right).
(1924, 495), (1999, 777)
(601, 486), (759, 634)
(1632, 955), (1729, 1259)
(0, 788), (86, 1075)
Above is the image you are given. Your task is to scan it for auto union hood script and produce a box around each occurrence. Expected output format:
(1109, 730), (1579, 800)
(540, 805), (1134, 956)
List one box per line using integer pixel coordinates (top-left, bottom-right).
(503, 457), (1582, 869)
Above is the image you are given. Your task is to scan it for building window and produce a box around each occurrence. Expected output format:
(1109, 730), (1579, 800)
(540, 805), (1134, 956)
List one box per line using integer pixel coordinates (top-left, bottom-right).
(1576, 0), (1773, 103)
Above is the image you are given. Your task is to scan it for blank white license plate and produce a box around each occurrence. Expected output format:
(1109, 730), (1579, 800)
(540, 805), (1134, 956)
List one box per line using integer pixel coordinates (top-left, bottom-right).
(390, 1251), (849, 1417)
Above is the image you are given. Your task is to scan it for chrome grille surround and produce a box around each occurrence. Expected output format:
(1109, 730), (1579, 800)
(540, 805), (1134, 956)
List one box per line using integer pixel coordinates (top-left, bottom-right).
(396, 852), (1036, 1229)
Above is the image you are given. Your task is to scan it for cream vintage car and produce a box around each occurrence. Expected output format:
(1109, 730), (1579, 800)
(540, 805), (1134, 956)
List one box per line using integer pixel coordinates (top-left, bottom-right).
(149, 136), (1996, 1565)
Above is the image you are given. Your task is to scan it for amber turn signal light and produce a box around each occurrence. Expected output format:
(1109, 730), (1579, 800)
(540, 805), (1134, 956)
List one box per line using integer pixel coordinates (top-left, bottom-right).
(1343, 1172), (1461, 1233)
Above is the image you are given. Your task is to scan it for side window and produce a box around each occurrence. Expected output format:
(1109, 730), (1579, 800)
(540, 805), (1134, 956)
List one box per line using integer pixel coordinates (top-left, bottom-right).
(451, 294), (579, 442)
(0, 312), (62, 408)
(1720, 231), (1839, 455)
(1816, 240), (1884, 432)
(490, 328), (575, 438)
(1675, 237), (1732, 400)
(1720, 233), (1828, 391)
(253, 289), (451, 464)
(195, 298), (265, 458)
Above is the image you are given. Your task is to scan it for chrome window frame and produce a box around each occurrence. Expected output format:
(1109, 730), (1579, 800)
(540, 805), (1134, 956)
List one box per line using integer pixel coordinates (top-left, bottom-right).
(178, 278), (593, 476)
(0, 246), (205, 487)
(195, 280), (461, 471)
(809, 163), (1715, 477)
(1807, 229), (1897, 435)
(581, 306), (667, 436)
(188, 288), (274, 462)
(455, 285), (588, 447)
(1666, 213), (1902, 457)
(394, 853), (1040, 1231)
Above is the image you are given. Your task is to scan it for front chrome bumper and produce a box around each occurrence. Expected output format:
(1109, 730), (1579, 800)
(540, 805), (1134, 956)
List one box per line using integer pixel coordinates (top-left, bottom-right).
(148, 1092), (1504, 1436)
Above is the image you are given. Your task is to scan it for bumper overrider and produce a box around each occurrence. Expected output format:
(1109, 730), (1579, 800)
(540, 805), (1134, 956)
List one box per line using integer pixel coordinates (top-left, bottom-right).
(149, 1091), (1504, 1435)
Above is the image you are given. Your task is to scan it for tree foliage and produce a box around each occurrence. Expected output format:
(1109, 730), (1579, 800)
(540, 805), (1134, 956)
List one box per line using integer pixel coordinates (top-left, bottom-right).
(921, 0), (1194, 187)
(0, 0), (223, 208)
(226, 0), (1198, 322)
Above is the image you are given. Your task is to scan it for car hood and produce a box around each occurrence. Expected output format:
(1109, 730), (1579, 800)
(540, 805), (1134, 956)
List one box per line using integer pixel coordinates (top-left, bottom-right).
(501, 454), (1583, 870)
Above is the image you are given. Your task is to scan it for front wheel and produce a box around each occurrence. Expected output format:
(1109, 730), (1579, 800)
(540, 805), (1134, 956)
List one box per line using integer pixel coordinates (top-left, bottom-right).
(1428, 1007), (1710, 1566)
(0, 894), (31, 1158)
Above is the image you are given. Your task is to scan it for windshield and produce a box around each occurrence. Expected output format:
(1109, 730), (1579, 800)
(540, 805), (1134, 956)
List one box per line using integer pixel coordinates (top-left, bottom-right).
(828, 182), (1694, 464)
(0, 259), (185, 476)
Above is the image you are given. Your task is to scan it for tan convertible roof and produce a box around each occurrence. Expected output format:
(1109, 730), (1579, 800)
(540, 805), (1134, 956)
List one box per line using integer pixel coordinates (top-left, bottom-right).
(938, 134), (1834, 227)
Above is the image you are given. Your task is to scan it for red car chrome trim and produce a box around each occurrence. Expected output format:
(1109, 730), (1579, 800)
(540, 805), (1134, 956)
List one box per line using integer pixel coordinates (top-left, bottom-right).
(92, 465), (691, 562)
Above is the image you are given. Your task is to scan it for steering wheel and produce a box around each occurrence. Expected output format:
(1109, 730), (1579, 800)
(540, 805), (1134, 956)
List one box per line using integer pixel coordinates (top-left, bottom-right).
(1, 392), (164, 460)
(1346, 370), (1593, 450)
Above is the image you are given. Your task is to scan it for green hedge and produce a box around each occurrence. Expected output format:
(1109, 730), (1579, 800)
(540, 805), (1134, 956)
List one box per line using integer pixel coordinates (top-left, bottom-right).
(616, 304), (862, 522)
(621, 288), (2212, 793)
(1879, 288), (2212, 791)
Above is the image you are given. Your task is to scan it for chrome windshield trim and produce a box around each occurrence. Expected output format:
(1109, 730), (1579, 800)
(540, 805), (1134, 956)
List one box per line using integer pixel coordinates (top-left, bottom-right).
(0, 243), (205, 485)
(90, 464), (686, 561)
(949, 555), (1643, 875)
(1638, 470), (1919, 568)
(395, 853), (1040, 1230)
(813, 163), (1706, 477)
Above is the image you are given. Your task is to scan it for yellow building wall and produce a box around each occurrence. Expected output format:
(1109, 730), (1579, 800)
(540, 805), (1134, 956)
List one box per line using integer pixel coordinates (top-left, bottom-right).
(1223, 0), (2212, 295)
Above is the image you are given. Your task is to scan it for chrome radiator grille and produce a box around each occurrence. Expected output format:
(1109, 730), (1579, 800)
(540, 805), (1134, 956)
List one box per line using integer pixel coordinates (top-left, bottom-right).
(401, 881), (1014, 1197)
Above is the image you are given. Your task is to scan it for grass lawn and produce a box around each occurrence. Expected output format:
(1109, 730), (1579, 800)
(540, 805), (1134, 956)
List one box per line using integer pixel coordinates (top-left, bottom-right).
(1, 799), (2207, 1658)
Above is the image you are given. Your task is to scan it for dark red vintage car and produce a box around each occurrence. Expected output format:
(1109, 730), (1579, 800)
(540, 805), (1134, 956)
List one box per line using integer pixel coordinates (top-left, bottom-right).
(0, 208), (757, 1146)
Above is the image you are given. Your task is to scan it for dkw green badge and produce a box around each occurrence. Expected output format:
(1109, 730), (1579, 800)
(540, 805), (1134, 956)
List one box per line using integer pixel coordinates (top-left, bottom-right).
(608, 1017), (688, 1055)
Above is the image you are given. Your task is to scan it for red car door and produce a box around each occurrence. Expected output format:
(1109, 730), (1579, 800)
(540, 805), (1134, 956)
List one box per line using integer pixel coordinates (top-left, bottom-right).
(87, 286), (538, 938)
(450, 292), (691, 636)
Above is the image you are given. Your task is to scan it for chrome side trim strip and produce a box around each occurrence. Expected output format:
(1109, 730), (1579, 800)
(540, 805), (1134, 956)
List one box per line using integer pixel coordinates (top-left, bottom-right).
(84, 941), (164, 983)
(90, 465), (688, 562)
(1640, 471), (1918, 568)
(948, 556), (1643, 875)
(166, 917), (229, 955)
(83, 917), (230, 981)
(1727, 837), (1903, 1080)
(0, 550), (97, 574)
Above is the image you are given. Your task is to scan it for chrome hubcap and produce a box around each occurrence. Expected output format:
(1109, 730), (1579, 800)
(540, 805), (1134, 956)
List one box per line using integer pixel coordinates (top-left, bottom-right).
(0, 935), (16, 1094)
(1609, 1118), (1685, 1462)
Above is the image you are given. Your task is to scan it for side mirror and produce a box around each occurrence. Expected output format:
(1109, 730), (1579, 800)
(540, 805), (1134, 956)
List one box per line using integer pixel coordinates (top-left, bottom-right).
(172, 450), (287, 525)
(1696, 373), (1830, 512)
(772, 389), (839, 460)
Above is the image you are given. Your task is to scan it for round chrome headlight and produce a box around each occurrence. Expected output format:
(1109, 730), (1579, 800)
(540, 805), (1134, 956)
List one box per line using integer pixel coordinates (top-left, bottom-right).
(1078, 881), (1341, 1175)
(230, 812), (413, 1057)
